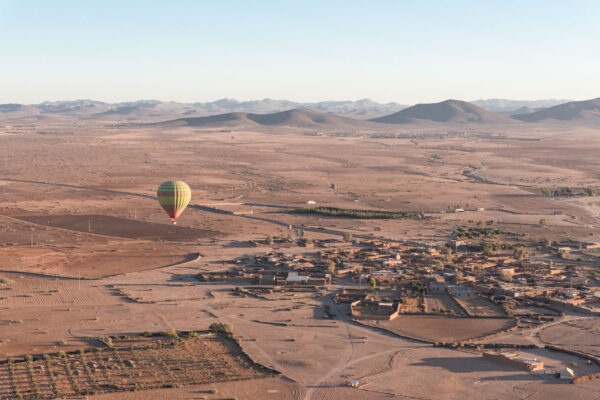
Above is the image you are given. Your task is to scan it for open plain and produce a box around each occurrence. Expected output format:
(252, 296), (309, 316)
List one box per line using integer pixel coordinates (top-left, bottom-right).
(1, 110), (600, 400)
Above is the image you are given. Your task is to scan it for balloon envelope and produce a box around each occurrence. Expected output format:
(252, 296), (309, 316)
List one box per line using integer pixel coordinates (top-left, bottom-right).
(157, 181), (191, 223)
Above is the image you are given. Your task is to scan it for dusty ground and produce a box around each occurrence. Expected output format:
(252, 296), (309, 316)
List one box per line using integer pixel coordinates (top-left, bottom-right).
(362, 315), (516, 342)
(1, 120), (600, 398)
(539, 318), (600, 357)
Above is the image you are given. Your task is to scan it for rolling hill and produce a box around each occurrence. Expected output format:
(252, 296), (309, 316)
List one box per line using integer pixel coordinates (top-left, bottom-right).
(512, 97), (600, 123)
(369, 99), (513, 124)
(160, 108), (375, 129)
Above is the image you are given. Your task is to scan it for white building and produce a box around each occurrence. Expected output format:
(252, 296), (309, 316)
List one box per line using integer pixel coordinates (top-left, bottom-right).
(286, 272), (308, 283)
(560, 368), (574, 379)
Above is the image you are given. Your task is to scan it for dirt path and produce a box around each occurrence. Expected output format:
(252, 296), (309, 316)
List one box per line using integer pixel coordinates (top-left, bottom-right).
(0, 177), (382, 241)
(304, 323), (355, 400)
(526, 315), (591, 346)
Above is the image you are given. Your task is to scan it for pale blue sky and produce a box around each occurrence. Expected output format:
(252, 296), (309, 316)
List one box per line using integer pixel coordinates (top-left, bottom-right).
(1, 0), (599, 104)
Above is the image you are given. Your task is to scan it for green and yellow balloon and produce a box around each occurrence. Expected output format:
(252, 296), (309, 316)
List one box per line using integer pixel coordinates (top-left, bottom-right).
(157, 181), (191, 224)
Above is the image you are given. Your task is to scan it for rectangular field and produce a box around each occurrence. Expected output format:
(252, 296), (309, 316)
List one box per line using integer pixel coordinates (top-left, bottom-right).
(363, 315), (516, 343)
(0, 332), (274, 399)
(424, 295), (465, 315)
(454, 296), (506, 317)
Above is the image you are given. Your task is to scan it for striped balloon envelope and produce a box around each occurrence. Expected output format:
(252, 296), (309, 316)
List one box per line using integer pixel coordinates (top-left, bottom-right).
(156, 181), (191, 224)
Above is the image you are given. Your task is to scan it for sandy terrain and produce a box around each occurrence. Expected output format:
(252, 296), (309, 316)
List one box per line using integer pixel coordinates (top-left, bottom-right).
(1, 119), (600, 399)
(363, 315), (516, 342)
(539, 318), (600, 357)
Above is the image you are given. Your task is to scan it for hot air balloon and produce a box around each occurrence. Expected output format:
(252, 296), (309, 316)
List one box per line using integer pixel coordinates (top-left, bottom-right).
(157, 181), (191, 224)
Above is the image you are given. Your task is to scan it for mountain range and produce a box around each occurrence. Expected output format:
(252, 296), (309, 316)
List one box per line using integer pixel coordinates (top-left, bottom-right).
(1, 97), (599, 128)
(0, 98), (407, 120)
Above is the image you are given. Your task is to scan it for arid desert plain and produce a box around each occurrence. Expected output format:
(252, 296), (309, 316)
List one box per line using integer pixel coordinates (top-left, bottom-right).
(1, 101), (600, 400)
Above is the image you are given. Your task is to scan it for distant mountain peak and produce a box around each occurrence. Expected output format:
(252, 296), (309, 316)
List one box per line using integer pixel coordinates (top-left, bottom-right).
(370, 99), (512, 124)
(512, 97), (600, 123)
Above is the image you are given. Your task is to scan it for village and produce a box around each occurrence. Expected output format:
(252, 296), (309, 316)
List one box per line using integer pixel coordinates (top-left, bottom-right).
(198, 229), (600, 319)
(194, 227), (600, 383)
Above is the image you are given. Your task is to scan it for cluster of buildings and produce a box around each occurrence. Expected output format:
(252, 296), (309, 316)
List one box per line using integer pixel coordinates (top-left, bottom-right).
(199, 235), (599, 317)
(196, 251), (331, 286)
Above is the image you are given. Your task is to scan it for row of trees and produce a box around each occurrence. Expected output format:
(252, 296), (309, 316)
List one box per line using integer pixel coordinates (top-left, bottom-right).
(454, 226), (503, 239)
(541, 187), (597, 197)
(466, 241), (523, 255)
(291, 207), (411, 219)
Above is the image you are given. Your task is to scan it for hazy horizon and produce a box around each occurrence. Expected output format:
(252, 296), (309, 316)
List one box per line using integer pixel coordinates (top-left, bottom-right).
(0, 96), (583, 106)
(1, 0), (599, 104)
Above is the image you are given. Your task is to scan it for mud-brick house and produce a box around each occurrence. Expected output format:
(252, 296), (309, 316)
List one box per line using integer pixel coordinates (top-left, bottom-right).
(446, 284), (474, 298)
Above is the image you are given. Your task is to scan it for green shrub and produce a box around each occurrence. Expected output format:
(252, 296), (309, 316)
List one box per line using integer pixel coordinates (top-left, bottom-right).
(209, 322), (234, 334)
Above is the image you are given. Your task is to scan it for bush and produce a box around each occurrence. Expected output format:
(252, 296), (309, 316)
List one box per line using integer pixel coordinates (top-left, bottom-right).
(161, 329), (179, 338)
(209, 322), (234, 334)
(325, 260), (336, 273)
(502, 303), (514, 317)
(513, 248), (529, 260)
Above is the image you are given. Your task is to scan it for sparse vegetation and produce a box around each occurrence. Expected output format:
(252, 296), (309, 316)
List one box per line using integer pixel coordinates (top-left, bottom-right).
(454, 226), (503, 239)
(325, 260), (336, 273)
(291, 207), (411, 219)
(0, 332), (271, 399)
(502, 303), (514, 317)
(466, 241), (521, 253)
(209, 322), (234, 335)
(513, 247), (529, 260)
(541, 187), (573, 197)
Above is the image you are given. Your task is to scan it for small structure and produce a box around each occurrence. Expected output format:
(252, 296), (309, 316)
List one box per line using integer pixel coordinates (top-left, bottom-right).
(449, 240), (466, 249)
(350, 299), (400, 321)
(483, 351), (544, 371)
(447, 285), (473, 298)
(559, 367), (574, 379)
(429, 279), (447, 294)
(347, 380), (360, 388)
(286, 272), (308, 284)
(566, 274), (588, 285)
